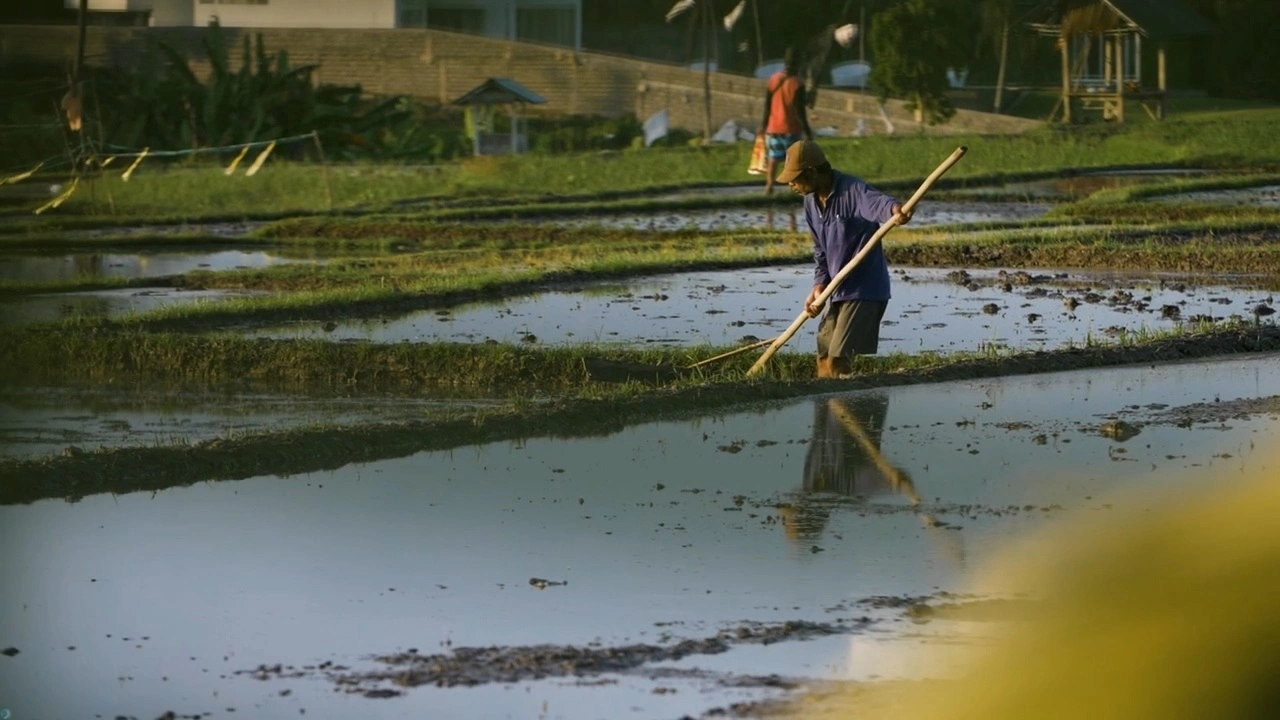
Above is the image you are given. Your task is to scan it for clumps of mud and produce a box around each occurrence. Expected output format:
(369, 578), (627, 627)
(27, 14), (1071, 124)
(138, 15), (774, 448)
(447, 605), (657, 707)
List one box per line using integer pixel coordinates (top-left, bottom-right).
(1147, 395), (1280, 427)
(243, 620), (862, 696)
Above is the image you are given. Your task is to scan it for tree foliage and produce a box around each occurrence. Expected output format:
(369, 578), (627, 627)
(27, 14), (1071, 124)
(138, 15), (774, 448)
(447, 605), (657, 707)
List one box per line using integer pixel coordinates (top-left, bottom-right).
(868, 0), (974, 125)
(1183, 0), (1280, 102)
(92, 21), (435, 159)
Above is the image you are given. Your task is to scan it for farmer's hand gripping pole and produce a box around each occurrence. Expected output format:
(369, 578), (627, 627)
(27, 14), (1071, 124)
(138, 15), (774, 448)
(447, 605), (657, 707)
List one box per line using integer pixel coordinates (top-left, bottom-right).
(746, 146), (969, 377)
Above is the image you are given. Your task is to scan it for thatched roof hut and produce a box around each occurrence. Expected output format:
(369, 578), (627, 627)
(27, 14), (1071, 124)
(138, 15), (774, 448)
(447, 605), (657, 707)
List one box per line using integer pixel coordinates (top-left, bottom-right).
(1021, 0), (1213, 122)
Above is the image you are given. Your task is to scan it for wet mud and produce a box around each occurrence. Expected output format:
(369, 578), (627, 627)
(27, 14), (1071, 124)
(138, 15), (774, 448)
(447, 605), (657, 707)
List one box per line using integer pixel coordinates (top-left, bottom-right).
(550, 201), (1053, 233)
(239, 620), (860, 696)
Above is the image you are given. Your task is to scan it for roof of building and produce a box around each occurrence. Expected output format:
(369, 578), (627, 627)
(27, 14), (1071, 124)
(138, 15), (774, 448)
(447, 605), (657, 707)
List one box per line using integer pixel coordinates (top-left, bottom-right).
(452, 77), (547, 106)
(1021, 0), (1213, 39)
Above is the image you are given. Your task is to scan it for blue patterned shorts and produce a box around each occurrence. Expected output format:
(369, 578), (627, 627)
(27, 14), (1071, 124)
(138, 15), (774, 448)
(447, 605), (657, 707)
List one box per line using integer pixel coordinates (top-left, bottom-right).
(766, 133), (803, 161)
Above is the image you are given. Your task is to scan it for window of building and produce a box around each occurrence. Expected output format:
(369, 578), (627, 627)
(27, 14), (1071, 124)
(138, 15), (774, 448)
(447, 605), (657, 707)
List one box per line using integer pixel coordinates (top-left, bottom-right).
(397, 0), (427, 27)
(428, 7), (486, 34)
(397, 1), (486, 34)
(516, 6), (575, 47)
(198, 1), (269, 4)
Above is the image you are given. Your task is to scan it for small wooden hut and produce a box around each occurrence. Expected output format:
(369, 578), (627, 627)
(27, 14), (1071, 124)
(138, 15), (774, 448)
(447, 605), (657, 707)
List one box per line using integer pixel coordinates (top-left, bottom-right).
(453, 78), (547, 156)
(1024, 0), (1212, 123)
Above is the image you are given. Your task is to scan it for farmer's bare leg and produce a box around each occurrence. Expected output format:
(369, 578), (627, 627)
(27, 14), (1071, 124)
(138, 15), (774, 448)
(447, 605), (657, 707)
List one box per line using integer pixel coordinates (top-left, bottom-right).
(815, 304), (840, 378)
(829, 355), (854, 376)
(765, 157), (778, 195)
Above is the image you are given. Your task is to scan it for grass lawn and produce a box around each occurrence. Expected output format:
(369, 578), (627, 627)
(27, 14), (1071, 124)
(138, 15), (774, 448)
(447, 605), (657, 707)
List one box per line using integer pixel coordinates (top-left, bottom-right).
(5, 103), (1277, 222)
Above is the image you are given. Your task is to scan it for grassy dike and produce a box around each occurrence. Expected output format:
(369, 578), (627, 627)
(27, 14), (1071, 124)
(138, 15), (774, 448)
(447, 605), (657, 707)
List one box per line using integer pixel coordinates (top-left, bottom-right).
(5, 216), (1280, 330)
(6, 106), (1279, 224)
(2, 322), (1278, 505)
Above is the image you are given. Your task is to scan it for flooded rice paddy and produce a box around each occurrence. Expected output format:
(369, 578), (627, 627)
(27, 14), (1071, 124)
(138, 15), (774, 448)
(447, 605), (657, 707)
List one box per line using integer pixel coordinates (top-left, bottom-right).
(1151, 184), (1280, 208)
(552, 200), (1052, 232)
(0, 286), (267, 327)
(0, 385), (501, 460)
(0, 249), (320, 283)
(946, 169), (1217, 200)
(256, 265), (1277, 354)
(3, 354), (1278, 719)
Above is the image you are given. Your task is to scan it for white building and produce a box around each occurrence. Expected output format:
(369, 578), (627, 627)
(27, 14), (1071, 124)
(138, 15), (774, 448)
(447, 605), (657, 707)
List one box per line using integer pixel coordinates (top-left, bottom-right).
(64, 0), (582, 49)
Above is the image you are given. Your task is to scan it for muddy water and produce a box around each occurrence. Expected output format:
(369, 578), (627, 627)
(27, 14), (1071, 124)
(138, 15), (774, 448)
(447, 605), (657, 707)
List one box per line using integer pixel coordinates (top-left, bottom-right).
(550, 200), (1052, 232)
(0, 386), (504, 460)
(0, 286), (268, 327)
(256, 265), (1276, 353)
(0, 249), (320, 284)
(1153, 184), (1280, 208)
(2, 355), (1278, 719)
(947, 169), (1217, 200)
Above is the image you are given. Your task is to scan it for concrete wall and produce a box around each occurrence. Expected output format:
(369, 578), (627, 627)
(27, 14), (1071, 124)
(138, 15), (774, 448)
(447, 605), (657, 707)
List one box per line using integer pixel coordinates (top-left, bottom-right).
(193, 0), (396, 30)
(0, 24), (1040, 137)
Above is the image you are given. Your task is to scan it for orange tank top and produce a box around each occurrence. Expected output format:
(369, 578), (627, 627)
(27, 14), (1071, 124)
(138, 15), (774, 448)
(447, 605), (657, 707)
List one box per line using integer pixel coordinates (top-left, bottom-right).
(766, 72), (804, 135)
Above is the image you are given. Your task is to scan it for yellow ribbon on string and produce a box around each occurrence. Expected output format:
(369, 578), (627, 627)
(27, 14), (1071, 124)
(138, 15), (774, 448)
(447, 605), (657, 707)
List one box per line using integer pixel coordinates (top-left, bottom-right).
(33, 176), (80, 215)
(244, 141), (276, 177)
(100, 156), (115, 168)
(223, 146), (251, 175)
(0, 161), (44, 186)
(121, 148), (149, 182)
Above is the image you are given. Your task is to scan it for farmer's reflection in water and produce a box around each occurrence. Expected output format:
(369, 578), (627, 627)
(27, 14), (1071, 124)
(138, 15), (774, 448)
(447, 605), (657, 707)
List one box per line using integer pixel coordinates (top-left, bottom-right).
(781, 394), (965, 565)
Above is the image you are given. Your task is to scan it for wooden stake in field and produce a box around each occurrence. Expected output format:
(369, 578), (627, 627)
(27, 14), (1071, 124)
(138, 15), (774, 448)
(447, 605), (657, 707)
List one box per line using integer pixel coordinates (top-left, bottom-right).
(745, 146), (968, 377)
(311, 130), (334, 211)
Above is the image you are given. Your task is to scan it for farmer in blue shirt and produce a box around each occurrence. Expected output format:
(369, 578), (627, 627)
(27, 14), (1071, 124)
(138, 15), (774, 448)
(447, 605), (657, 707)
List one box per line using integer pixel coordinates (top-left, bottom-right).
(775, 140), (912, 378)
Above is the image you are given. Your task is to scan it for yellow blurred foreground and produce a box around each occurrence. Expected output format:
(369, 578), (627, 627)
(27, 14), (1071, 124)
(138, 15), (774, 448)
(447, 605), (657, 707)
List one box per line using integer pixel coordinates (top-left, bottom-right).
(781, 451), (1280, 720)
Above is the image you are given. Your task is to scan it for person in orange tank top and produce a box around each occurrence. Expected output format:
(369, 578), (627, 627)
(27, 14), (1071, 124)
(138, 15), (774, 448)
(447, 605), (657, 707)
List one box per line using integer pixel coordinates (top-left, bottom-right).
(759, 47), (813, 195)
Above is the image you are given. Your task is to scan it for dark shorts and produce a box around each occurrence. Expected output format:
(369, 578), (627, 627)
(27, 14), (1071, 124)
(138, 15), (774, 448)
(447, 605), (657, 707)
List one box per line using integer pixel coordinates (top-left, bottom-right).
(816, 300), (888, 358)
(766, 133), (803, 161)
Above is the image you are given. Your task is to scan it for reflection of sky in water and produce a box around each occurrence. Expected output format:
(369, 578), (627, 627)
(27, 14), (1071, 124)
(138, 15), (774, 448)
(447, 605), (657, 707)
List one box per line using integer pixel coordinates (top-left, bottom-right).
(2, 354), (1277, 720)
(0, 287), (267, 327)
(0, 386), (501, 459)
(255, 265), (1275, 354)
(0, 250), (319, 283)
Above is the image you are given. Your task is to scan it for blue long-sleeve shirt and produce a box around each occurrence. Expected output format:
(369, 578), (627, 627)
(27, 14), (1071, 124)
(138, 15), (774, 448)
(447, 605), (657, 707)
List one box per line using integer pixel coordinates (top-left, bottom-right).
(805, 171), (899, 302)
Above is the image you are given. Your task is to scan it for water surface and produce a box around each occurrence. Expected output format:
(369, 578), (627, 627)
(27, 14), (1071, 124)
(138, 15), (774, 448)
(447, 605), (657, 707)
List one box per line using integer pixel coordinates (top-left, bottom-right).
(3, 354), (1277, 719)
(0, 286), (267, 327)
(254, 265), (1276, 353)
(0, 249), (320, 284)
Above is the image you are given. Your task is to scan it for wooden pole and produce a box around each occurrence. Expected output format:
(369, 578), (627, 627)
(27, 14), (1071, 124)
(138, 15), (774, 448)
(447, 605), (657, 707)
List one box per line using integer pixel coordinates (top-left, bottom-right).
(1115, 34), (1125, 123)
(1157, 41), (1167, 120)
(993, 21), (1008, 113)
(702, 0), (713, 142)
(311, 130), (333, 211)
(75, 0), (88, 84)
(685, 336), (777, 369)
(751, 0), (764, 69)
(1060, 35), (1071, 124)
(859, 3), (866, 64)
(746, 146), (968, 377)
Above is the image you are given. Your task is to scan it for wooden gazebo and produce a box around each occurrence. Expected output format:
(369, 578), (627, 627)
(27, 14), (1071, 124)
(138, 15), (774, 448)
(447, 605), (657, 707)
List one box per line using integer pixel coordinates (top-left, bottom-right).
(1024, 0), (1212, 123)
(453, 78), (547, 156)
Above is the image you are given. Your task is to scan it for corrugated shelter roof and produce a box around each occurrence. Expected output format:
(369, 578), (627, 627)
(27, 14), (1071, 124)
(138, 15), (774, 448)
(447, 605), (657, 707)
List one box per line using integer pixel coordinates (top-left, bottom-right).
(1021, 0), (1213, 39)
(452, 77), (547, 106)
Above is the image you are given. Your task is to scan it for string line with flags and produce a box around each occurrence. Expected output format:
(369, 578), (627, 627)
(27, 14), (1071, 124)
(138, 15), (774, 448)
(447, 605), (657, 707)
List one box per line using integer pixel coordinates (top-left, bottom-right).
(3, 132), (317, 214)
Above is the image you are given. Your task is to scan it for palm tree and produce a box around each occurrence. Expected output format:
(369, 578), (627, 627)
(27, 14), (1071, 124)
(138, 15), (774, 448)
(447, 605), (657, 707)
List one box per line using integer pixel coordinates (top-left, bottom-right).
(981, 0), (1016, 113)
